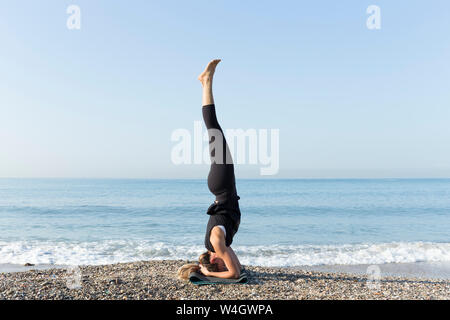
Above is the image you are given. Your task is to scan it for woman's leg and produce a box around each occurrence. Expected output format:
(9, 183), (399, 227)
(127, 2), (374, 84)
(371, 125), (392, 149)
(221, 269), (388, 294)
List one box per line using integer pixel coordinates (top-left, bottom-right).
(198, 59), (220, 106)
(198, 59), (237, 202)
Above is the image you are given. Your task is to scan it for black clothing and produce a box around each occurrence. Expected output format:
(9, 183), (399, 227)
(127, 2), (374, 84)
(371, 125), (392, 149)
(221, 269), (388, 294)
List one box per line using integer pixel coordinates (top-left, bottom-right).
(202, 105), (241, 252)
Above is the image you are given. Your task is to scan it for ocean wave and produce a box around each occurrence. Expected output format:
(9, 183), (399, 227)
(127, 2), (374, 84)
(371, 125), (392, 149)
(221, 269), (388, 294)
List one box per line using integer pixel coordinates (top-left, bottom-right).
(0, 240), (449, 267)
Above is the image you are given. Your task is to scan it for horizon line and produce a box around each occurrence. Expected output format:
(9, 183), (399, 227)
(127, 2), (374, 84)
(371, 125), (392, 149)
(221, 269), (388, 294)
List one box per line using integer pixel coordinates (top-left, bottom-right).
(1, 177), (450, 180)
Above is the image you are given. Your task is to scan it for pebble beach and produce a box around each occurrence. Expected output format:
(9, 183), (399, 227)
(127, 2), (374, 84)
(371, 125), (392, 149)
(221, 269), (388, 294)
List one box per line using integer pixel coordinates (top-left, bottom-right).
(0, 260), (449, 300)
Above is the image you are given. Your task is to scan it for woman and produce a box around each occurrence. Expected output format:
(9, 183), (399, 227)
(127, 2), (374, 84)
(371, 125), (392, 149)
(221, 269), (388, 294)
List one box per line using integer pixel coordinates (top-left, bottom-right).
(178, 59), (242, 280)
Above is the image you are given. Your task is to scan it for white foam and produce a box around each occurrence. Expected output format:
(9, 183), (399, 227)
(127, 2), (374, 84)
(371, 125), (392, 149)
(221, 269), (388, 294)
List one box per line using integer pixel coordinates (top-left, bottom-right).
(0, 240), (449, 267)
(234, 242), (450, 267)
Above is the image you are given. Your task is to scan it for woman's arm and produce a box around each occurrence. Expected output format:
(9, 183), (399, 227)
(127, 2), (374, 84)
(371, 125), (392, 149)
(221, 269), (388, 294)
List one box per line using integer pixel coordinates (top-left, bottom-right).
(200, 250), (239, 279)
(199, 228), (240, 279)
(228, 247), (242, 271)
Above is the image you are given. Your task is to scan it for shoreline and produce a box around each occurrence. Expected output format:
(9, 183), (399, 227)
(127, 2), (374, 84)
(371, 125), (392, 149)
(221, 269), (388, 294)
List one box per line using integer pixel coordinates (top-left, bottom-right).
(1, 260), (448, 300)
(298, 261), (450, 280)
(2, 261), (450, 280)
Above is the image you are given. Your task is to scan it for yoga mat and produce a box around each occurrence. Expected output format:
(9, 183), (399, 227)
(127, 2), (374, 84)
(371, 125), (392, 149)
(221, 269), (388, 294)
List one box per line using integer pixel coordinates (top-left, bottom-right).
(189, 270), (249, 285)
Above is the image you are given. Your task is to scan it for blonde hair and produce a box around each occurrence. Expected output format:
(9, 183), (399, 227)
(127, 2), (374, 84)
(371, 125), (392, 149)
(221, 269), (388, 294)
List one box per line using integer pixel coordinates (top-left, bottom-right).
(177, 263), (200, 280)
(177, 252), (219, 280)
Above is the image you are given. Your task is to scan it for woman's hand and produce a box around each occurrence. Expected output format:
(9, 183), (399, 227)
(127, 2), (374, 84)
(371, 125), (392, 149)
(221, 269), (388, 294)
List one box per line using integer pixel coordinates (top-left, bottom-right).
(199, 264), (210, 276)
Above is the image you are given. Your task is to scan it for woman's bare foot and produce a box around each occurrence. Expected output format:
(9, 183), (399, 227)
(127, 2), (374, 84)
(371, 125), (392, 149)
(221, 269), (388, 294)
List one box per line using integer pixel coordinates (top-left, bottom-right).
(198, 59), (221, 86)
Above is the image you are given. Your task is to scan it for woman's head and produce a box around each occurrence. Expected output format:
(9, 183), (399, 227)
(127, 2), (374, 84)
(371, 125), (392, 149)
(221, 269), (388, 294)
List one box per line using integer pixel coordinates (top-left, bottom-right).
(199, 251), (226, 272)
(177, 251), (227, 280)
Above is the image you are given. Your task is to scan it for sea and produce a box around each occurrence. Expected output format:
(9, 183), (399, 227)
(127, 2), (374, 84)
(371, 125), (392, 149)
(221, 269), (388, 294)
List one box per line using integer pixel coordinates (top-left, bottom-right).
(0, 178), (449, 278)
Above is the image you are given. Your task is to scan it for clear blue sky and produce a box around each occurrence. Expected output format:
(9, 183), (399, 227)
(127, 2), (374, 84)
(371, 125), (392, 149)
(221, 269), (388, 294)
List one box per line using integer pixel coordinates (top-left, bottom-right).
(1, 0), (449, 178)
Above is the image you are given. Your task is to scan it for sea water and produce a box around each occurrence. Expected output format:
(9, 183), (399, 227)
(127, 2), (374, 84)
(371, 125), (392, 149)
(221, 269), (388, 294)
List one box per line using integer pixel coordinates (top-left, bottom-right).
(0, 179), (449, 277)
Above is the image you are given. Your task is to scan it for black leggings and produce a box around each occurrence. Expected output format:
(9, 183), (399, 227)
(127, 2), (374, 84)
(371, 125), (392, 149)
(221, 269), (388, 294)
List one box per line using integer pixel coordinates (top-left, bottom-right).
(202, 104), (240, 251)
(202, 104), (239, 203)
